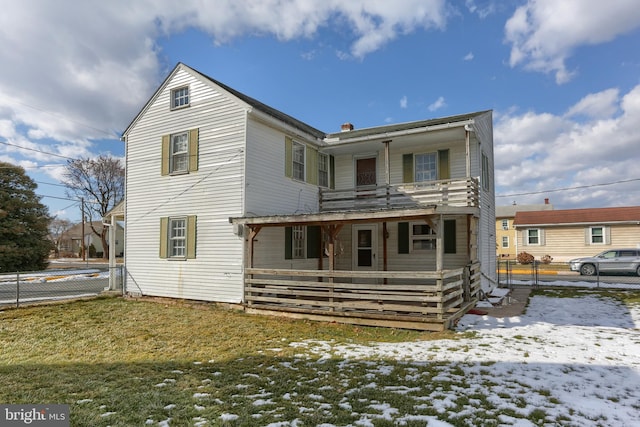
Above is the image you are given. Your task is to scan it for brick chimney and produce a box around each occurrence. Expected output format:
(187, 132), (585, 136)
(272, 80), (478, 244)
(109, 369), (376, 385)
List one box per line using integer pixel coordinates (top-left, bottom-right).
(341, 122), (354, 132)
(544, 198), (549, 204)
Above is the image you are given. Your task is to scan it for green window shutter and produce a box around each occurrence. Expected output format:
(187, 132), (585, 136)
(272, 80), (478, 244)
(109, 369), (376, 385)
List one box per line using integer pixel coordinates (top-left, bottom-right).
(284, 227), (292, 259)
(307, 146), (318, 185)
(159, 217), (168, 258)
(398, 222), (409, 254)
(329, 155), (335, 189)
(284, 136), (293, 178)
(444, 219), (456, 254)
(438, 149), (450, 180)
(189, 128), (199, 172)
(161, 135), (170, 176)
(402, 154), (413, 183)
(306, 225), (321, 258)
(186, 215), (197, 259)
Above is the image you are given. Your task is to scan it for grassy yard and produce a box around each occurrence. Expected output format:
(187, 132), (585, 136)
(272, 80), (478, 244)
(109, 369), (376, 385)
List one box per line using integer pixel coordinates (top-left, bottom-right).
(1, 292), (638, 426)
(0, 296), (444, 426)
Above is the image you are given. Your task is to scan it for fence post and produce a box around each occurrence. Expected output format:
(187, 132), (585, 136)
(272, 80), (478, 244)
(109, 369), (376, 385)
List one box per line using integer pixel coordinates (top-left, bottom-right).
(16, 272), (20, 308)
(531, 261), (539, 288)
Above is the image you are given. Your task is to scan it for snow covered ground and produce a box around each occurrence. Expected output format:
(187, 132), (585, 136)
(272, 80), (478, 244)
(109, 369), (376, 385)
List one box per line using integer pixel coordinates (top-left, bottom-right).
(282, 292), (640, 426)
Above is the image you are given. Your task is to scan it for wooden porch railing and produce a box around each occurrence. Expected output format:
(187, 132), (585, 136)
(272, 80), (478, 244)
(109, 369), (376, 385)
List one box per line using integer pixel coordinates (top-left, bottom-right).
(319, 178), (479, 212)
(244, 263), (481, 327)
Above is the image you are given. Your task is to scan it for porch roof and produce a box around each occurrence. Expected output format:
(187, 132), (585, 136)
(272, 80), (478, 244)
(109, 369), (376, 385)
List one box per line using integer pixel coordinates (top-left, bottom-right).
(230, 205), (478, 227)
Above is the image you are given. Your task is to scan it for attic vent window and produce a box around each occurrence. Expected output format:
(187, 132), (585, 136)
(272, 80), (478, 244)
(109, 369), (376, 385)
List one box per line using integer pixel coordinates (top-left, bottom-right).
(171, 86), (189, 109)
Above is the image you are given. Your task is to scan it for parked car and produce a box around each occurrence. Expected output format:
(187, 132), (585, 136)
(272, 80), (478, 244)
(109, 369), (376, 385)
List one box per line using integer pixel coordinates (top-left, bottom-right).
(569, 249), (640, 276)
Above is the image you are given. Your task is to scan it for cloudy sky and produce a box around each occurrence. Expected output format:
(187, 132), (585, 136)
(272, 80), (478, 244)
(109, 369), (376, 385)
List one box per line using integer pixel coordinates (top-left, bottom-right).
(1, 0), (639, 221)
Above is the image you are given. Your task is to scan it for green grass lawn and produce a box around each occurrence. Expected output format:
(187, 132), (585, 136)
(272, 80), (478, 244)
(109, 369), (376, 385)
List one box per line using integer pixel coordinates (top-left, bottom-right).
(0, 296), (442, 426)
(2, 292), (637, 426)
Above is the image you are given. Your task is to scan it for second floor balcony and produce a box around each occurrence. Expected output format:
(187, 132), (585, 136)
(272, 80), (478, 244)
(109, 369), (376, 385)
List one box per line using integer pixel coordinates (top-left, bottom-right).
(319, 177), (479, 212)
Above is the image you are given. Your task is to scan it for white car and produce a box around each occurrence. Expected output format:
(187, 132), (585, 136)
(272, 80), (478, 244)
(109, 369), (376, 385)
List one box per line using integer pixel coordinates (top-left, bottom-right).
(569, 249), (640, 276)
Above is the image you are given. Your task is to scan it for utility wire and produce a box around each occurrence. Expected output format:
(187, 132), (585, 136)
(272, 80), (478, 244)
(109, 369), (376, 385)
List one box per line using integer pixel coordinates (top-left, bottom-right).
(496, 178), (640, 198)
(0, 140), (75, 160)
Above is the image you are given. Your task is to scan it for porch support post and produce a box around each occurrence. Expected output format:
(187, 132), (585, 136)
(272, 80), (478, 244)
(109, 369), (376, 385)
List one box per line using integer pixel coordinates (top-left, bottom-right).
(324, 224), (342, 312)
(108, 213), (117, 291)
(246, 225), (262, 306)
(465, 129), (471, 178)
(382, 222), (388, 284)
(436, 214), (445, 319)
(383, 140), (391, 208)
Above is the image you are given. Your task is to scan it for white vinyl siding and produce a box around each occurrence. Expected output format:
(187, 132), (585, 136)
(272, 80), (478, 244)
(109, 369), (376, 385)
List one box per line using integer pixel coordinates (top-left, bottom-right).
(125, 67), (245, 303)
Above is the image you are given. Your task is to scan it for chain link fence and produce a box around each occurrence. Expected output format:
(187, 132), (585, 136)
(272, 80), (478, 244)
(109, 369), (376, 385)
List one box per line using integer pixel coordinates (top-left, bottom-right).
(0, 266), (123, 308)
(497, 260), (640, 290)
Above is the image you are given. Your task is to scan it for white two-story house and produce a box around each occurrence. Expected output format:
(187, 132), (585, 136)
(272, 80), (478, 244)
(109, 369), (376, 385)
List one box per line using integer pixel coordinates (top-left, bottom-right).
(122, 63), (496, 330)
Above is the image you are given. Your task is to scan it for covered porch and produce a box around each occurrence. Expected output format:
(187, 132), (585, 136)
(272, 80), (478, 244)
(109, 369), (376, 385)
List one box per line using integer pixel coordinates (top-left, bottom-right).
(230, 206), (481, 331)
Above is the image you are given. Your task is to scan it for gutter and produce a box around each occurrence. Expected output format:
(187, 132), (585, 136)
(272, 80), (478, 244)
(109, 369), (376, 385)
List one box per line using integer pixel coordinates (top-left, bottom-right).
(322, 120), (474, 146)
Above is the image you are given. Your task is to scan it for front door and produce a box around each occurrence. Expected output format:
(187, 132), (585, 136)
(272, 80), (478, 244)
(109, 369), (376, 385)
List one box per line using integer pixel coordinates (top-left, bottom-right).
(352, 225), (377, 270)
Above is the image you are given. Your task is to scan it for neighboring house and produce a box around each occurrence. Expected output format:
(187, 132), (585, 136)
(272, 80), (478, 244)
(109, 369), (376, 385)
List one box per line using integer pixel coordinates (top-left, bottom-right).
(59, 221), (124, 258)
(514, 206), (640, 262)
(121, 62), (496, 330)
(496, 199), (553, 259)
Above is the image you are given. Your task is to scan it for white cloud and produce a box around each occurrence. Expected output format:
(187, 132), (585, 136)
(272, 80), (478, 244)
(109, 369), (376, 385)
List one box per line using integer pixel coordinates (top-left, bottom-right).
(504, 0), (640, 83)
(400, 96), (408, 109)
(565, 88), (620, 119)
(463, 52), (474, 61)
(494, 84), (640, 207)
(0, 0), (450, 167)
(465, 0), (496, 19)
(428, 96), (446, 112)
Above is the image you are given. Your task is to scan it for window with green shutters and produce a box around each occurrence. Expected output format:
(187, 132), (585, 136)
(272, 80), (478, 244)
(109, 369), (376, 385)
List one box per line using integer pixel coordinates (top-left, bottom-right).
(285, 225), (322, 259)
(161, 128), (199, 175)
(284, 136), (334, 188)
(397, 219), (456, 254)
(402, 149), (450, 183)
(160, 216), (197, 259)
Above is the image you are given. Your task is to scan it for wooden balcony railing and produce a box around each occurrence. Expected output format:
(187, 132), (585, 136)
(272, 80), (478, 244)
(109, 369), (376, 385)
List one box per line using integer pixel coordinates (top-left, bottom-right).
(319, 178), (479, 211)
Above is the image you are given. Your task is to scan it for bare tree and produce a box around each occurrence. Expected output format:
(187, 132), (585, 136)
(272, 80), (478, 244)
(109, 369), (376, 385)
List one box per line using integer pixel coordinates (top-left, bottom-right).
(62, 155), (124, 259)
(49, 217), (73, 258)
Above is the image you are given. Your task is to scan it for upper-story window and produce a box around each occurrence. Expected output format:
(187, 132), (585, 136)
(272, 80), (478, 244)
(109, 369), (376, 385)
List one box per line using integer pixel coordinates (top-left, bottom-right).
(318, 153), (329, 187)
(415, 153), (437, 182)
(161, 129), (199, 176)
(170, 132), (189, 173)
(501, 219), (509, 230)
(171, 86), (189, 109)
(292, 142), (305, 181)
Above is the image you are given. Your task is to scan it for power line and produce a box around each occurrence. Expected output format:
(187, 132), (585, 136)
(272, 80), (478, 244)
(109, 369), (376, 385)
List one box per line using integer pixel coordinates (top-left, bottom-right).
(0, 140), (75, 160)
(497, 178), (640, 198)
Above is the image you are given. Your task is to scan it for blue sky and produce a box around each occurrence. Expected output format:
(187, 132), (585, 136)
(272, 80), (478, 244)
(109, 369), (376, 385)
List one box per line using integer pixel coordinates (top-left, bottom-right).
(1, 0), (640, 222)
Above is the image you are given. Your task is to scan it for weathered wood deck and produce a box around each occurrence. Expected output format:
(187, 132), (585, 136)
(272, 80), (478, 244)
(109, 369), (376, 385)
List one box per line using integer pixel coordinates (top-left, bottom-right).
(243, 263), (481, 331)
